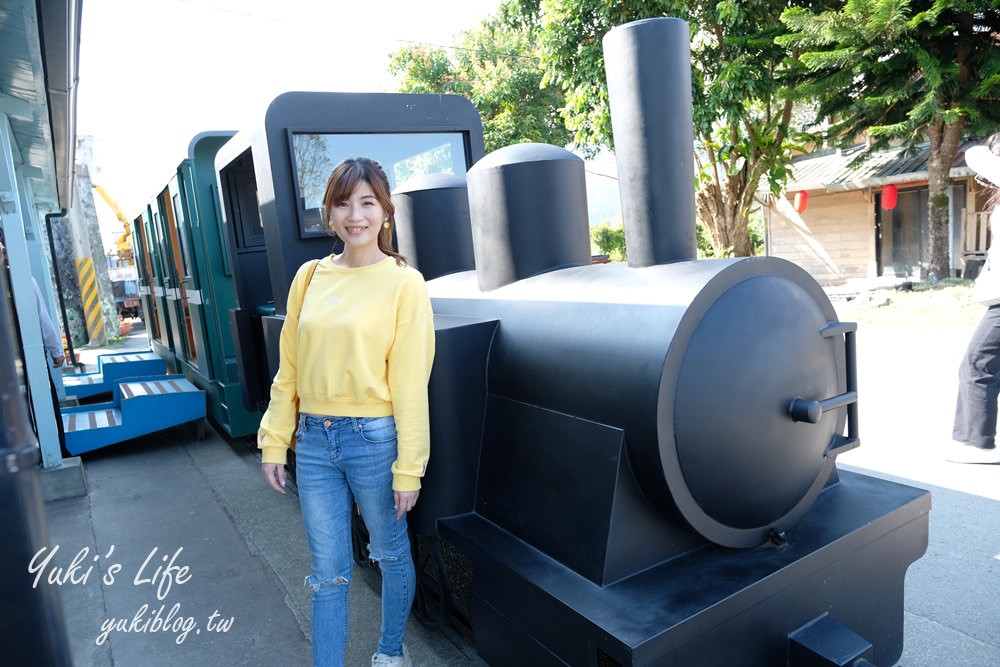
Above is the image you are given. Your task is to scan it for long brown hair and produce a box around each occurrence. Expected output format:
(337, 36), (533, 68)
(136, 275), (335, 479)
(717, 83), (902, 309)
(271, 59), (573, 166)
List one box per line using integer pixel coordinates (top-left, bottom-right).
(322, 157), (407, 266)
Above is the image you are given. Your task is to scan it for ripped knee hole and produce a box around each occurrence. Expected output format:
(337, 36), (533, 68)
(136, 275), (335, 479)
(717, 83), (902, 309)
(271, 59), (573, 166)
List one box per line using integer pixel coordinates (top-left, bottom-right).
(304, 575), (349, 591)
(366, 544), (407, 563)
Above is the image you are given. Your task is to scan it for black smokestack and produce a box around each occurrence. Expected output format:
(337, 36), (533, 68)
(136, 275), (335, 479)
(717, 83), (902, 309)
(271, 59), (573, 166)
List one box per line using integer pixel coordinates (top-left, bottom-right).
(603, 17), (697, 267)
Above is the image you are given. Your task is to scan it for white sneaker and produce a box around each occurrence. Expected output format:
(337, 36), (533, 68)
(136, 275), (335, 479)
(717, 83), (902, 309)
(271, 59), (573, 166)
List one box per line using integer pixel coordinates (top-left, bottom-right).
(945, 443), (1000, 464)
(371, 645), (412, 667)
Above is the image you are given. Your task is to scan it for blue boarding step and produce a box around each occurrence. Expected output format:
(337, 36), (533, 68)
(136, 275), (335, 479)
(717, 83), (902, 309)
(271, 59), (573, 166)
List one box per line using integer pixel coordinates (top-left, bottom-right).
(62, 374), (206, 456)
(63, 350), (167, 399)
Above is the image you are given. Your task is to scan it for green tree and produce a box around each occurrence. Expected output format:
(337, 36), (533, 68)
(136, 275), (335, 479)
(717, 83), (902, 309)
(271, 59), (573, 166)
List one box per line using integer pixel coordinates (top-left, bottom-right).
(292, 134), (333, 210)
(388, 16), (572, 153)
(780, 2), (1000, 276)
(387, 47), (472, 96)
(591, 219), (763, 261)
(504, 0), (813, 257)
(590, 222), (627, 261)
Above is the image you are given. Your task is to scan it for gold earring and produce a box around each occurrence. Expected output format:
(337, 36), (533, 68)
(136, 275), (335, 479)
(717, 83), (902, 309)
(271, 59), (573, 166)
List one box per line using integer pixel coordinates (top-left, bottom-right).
(383, 220), (391, 229)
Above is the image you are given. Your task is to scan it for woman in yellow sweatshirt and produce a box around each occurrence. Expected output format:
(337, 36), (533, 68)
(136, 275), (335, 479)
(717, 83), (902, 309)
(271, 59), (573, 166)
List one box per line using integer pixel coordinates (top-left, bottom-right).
(258, 157), (435, 667)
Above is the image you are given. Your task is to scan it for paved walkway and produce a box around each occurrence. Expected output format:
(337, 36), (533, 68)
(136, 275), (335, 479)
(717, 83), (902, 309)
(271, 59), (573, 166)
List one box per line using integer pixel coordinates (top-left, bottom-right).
(41, 321), (481, 667)
(65, 319), (152, 369)
(44, 426), (481, 667)
(837, 316), (1000, 666)
(32, 310), (1000, 666)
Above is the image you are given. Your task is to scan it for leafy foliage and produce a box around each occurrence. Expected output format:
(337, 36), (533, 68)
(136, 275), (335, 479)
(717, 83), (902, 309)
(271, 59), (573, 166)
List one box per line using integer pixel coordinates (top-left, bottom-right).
(590, 222), (627, 261)
(591, 217), (764, 261)
(293, 134), (333, 209)
(504, 0), (814, 257)
(388, 15), (572, 153)
(779, 2), (1000, 274)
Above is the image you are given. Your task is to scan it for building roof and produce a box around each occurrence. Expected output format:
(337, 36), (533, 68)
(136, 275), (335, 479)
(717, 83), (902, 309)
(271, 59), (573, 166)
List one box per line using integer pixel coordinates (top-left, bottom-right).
(0, 0), (81, 211)
(787, 139), (983, 193)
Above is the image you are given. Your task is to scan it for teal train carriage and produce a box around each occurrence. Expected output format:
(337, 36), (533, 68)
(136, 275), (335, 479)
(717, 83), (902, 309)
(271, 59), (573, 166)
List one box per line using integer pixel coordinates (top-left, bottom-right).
(131, 132), (263, 438)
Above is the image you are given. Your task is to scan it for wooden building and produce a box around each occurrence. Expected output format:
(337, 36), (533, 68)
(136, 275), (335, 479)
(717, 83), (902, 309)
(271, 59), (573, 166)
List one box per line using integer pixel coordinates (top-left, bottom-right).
(767, 140), (992, 286)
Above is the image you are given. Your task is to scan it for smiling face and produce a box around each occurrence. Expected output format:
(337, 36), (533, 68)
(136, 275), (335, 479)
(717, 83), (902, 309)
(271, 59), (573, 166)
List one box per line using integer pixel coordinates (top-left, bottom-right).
(328, 181), (386, 254)
(322, 158), (398, 264)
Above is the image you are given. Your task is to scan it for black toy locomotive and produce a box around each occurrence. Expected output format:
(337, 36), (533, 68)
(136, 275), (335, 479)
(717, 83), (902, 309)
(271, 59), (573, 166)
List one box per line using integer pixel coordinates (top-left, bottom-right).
(207, 17), (927, 667)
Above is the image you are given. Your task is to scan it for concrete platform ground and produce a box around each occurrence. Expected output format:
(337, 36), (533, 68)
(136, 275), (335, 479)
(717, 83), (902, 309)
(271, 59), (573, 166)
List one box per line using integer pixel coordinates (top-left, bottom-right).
(837, 309), (1000, 667)
(43, 428), (483, 667)
(34, 302), (1000, 666)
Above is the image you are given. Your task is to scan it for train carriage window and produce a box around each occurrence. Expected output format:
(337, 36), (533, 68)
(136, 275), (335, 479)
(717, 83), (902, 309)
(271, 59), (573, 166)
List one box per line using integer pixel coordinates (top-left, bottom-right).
(223, 152), (266, 250)
(290, 131), (468, 238)
(210, 183), (233, 276)
(172, 192), (196, 283)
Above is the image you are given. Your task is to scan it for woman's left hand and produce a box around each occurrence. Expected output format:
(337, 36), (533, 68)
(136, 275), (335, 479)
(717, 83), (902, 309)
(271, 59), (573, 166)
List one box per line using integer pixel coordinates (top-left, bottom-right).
(394, 490), (419, 520)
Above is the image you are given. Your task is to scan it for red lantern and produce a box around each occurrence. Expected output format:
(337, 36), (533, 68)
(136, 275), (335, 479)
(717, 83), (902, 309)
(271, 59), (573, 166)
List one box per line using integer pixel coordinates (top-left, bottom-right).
(882, 184), (898, 210)
(793, 190), (808, 213)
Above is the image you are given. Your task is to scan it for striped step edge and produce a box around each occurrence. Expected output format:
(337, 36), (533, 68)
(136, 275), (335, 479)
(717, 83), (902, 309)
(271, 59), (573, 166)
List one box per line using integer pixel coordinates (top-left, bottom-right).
(64, 375), (104, 386)
(63, 408), (123, 433)
(120, 378), (199, 399)
(101, 352), (161, 364)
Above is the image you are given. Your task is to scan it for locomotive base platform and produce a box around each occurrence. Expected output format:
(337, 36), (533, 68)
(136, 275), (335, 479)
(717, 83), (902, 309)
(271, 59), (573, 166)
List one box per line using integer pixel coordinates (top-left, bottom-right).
(440, 470), (931, 667)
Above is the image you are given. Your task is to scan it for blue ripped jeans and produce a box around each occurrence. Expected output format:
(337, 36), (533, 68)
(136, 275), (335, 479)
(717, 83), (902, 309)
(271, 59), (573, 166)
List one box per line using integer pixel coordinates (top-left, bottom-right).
(295, 414), (414, 666)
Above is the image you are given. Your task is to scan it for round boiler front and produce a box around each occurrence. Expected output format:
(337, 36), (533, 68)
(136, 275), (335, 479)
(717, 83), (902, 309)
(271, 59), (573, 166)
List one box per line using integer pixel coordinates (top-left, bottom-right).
(658, 258), (847, 547)
(428, 256), (853, 548)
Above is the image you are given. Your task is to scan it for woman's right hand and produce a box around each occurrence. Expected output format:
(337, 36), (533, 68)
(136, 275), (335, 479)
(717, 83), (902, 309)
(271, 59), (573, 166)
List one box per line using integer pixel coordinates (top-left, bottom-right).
(262, 463), (287, 494)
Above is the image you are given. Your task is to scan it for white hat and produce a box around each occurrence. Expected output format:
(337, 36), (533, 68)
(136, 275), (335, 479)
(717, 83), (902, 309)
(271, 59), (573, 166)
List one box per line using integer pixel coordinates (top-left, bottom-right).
(966, 144), (1000, 187)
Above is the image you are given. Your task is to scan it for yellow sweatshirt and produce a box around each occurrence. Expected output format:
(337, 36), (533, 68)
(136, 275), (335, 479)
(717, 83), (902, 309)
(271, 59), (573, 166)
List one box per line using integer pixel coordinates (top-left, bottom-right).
(258, 256), (435, 491)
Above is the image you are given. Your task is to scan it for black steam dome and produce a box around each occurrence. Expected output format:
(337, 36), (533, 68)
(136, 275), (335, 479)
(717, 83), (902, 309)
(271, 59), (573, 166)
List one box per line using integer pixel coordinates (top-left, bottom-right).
(466, 142), (591, 291)
(392, 173), (476, 281)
